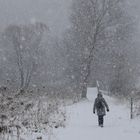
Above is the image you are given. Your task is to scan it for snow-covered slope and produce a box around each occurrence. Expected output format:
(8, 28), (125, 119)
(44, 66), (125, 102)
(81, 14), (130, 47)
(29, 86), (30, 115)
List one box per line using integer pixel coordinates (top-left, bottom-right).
(52, 88), (140, 140)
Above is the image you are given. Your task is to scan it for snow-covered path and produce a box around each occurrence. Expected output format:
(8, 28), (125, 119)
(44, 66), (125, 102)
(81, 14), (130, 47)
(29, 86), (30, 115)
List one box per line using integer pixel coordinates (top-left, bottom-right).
(53, 88), (140, 140)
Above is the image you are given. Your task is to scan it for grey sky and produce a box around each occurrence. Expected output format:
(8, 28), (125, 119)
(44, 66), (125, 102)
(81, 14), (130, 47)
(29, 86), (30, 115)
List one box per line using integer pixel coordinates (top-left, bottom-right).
(0, 0), (72, 35)
(0, 0), (139, 36)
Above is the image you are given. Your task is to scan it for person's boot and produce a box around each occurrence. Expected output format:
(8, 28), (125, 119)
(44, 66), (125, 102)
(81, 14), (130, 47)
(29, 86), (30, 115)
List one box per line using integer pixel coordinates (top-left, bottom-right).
(100, 124), (103, 127)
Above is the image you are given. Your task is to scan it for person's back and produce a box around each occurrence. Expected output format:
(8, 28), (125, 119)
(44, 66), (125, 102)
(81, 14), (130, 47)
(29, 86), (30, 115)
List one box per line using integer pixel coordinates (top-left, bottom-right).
(93, 92), (109, 127)
(95, 97), (104, 110)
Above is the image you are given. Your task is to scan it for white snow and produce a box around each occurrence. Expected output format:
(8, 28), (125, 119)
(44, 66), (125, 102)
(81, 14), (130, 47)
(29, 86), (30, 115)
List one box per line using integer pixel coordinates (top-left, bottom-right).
(20, 87), (140, 140)
(52, 88), (140, 140)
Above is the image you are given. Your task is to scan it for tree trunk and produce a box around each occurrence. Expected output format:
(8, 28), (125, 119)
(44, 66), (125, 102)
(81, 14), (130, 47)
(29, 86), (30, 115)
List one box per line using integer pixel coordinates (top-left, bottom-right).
(81, 83), (87, 98)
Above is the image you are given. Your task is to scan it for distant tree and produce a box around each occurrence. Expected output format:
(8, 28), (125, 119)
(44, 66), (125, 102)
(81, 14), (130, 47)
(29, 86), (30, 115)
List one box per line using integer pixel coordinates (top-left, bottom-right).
(3, 23), (47, 92)
(109, 53), (135, 97)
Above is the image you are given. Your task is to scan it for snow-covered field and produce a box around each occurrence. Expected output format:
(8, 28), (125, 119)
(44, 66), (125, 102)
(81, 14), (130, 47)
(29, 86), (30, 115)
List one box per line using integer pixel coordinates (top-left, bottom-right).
(52, 88), (140, 140)
(17, 87), (140, 140)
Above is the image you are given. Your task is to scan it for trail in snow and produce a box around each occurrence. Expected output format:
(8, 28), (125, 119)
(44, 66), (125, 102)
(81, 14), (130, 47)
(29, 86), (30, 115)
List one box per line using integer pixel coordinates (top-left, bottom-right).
(53, 88), (140, 140)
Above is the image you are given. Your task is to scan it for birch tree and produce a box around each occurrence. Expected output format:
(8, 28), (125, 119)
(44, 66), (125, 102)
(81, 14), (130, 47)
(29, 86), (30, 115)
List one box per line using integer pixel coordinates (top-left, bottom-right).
(66, 0), (133, 98)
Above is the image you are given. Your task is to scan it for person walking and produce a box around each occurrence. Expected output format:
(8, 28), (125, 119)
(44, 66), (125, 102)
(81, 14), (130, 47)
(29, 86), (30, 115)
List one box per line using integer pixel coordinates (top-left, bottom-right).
(93, 91), (109, 127)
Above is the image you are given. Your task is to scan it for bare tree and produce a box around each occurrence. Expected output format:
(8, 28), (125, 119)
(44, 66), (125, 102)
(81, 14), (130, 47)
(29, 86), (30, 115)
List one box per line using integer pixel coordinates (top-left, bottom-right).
(66, 0), (134, 98)
(3, 22), (47, 92)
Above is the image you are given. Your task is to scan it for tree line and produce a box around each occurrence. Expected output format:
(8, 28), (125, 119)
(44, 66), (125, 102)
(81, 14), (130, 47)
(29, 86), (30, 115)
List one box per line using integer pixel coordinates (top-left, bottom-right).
(0, 0), (139, 99)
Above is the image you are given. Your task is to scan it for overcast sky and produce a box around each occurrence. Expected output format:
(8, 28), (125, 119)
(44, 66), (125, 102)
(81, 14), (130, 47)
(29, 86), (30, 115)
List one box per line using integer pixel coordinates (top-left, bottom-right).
(0, 0), (140, 36)
(0, 0), (72, 35)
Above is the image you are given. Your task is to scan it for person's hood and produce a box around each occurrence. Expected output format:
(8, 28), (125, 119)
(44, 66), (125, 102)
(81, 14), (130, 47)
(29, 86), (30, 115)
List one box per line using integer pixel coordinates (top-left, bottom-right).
(97, 93), (103, 98)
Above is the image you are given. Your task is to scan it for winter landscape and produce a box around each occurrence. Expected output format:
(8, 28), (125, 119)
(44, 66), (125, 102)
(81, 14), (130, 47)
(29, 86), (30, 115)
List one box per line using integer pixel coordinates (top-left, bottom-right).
(0, 0), (140, 140)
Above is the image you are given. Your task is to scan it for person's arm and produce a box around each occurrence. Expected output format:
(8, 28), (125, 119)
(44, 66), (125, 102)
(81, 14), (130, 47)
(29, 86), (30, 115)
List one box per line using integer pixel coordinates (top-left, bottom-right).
(93, 99), (97, 113)
(103, 98), (109, 111)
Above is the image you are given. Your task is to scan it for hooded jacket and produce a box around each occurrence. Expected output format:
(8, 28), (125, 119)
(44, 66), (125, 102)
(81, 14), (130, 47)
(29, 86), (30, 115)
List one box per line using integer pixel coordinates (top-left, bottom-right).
(93, 93), (109, 116)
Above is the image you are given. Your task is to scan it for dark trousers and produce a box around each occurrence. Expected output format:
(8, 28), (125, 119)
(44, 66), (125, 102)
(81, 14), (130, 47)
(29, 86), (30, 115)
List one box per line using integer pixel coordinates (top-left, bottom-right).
(98, 115), (104, 126)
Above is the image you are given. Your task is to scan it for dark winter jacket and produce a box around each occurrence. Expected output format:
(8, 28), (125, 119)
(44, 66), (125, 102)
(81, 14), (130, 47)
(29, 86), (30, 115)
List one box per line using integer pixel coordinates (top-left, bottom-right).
(93, 94), (109, 116)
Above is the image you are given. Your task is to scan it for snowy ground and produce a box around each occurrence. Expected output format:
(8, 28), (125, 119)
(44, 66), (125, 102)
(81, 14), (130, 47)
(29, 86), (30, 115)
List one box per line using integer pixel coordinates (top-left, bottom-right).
(20, 88), (140, 140)
(52, 88), (140, 140)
